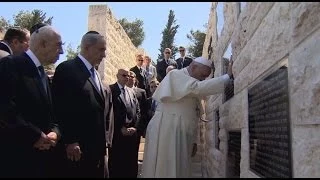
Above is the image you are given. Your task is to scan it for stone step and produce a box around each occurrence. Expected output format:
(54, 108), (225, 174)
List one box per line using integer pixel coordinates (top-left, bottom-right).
(138, 152), (144, 161)
(139, 142), (145, 152)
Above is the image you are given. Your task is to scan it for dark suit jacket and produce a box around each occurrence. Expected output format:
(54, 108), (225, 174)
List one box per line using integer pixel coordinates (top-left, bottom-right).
(132, 87), (148, 136)
(109, 83), (141, 139)
(0, 42), (11, 55)
(109, 83), (141, 177)
(52, 57), (108, 177)
(175, 56), (193, 69)
(130, 66), (147, 89)
(156, 58), (177, 82)
(0, 53), (60, 177)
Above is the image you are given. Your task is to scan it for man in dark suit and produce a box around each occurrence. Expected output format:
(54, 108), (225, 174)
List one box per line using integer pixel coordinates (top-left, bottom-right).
(0, 25), (63, 178)
(175, 46), (193, 69)
(130, 54), (150, 97)
(109, 69), (141, 178)
(126, 71), (149, 162)
(156, 48), (177, 82)
(0, 27), (30, 59)
(52, 31), (111, 178)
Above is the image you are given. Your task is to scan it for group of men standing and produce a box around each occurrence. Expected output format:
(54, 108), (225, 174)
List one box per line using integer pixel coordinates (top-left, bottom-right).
(0, 24), (164, 178)
(0, 23), (233, 178)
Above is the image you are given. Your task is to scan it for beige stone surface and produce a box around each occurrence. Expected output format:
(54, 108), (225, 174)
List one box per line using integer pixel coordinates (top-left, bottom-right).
(290, 2), (320, 49)
(200, 2), (320, 178)
(88, 5), (147, 86)
(292, 125), (320, 177)
(289, 25), (320, 125)
(234, 2), (291, 94)
(202, 2), (218, 60)
(231, 2), (274, 62)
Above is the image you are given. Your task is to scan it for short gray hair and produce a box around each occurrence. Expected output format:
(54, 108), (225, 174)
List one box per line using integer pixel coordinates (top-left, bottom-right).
(80, 33), (104, 48)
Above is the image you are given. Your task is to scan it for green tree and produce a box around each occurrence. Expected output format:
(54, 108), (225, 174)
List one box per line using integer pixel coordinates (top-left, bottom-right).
(13, 9), (53, 30)
(0, 16), (10, 31)
(158, 10), (179, 60)
(66, 43), (80, 60)
(118, 18), (145, 47)
(186, 29), (206, 58)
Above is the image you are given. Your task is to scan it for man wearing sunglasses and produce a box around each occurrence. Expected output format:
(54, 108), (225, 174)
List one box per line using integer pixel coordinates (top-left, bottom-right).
(130, 54), (150, 97)
(0, 27), (30, 59)
(175, 46), (193, 69)
(156, 48), (177, 82)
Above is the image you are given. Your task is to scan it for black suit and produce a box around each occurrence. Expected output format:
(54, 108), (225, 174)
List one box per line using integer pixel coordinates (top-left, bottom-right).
(130, 66), (151, 97)
(0, 53), (60, 178)
(131, 87), (149, 162)
(0, 42), (11, 55)
(52, 56), (108, 178)
(156, 58), (177, 82)
(175, 56), (193, 69)
(109, 83), (141, 178)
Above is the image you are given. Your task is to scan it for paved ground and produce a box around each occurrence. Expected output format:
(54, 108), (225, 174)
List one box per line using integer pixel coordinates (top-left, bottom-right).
(136, 137), (203, 178)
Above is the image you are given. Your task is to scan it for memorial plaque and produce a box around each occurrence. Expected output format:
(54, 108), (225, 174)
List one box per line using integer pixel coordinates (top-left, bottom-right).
(227, 131), (241, 178)
(248, 66), (292, 178)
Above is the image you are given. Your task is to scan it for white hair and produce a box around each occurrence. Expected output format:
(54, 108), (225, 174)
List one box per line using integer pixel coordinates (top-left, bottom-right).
(29, 26), (59, 48)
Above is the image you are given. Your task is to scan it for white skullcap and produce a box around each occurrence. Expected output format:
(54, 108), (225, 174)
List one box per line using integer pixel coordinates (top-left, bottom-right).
(194, 56), (212, 68)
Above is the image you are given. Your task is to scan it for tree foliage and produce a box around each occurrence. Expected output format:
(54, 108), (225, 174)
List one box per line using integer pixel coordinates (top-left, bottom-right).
(0, 17), (10, 31)
(118, 18), (145, 47)
(186, 29), (206, 58)
(66, 43), (80, 60)
(158, 10), (179, 60)
(13, 9), (53, 31)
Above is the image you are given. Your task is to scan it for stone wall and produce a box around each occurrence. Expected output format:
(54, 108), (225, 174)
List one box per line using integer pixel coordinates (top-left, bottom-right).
(201, 2), (320, 178)
(88, 5), (146, 86)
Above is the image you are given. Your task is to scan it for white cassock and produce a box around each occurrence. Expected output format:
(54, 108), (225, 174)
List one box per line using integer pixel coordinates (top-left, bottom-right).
(141, 68), (230, 178)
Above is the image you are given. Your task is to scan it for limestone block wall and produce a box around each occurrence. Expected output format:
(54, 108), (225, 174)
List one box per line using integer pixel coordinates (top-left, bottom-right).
(201, 2), (320, 178)
(88, 5), (146, 86)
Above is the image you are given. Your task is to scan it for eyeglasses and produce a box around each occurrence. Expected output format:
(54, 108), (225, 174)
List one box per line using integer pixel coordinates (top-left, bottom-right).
(122, 74), (129, 77)
(150, 86), (158, 88)
(165, 52), (170, 54)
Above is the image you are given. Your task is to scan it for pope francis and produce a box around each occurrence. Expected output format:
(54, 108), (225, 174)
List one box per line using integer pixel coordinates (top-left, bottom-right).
(141, 56), (233, 178)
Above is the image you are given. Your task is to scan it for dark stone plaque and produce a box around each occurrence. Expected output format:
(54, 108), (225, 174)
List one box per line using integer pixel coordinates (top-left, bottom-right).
(248, 66), (292, 178)
(215, 110), (220, 149)
(227, 131), (241, 178)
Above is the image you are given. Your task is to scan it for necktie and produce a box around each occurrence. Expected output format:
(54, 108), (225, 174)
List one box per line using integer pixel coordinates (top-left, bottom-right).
(139, 68), (142, 73)
(90, 67), (100, 91)
(181, 57), (185, 68)
(38, 66), (47, 94)
(122, 87), (133, 120)
(151, 99), (156, 112)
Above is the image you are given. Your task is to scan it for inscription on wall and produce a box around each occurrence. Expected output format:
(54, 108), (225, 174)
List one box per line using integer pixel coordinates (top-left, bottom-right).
(227, 131), (241, 178)
(248, 66), (292, 178)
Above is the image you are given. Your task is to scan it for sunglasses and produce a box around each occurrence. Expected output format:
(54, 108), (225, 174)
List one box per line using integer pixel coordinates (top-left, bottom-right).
(138, 60), (144, 62)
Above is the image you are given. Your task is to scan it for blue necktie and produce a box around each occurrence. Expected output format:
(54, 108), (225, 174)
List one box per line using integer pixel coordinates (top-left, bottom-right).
(38, 66), (47, 94)
(151, 100), (156, 112)
(90, 67), (100, 91)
